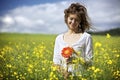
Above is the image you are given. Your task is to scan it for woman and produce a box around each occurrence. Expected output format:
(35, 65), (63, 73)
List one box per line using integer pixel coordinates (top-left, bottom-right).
(53, 3), (93, 79)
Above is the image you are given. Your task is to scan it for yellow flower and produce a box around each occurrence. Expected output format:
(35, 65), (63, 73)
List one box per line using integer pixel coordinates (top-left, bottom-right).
(42, 68), (45, 71)
(116, 54), (119, 58)
(28, 64), (33, 68)
(49, 72), (54, 77)
(79, 57), (85, 64)
(26, 56), (29, 59)
(6, 64), (12, 68)
(95, 42), (102, 48)
(106, 33), (111, 38)
(91, 66), (95, 70)
(94, 68), (100, 73)
(107, 60), (112, 64)
(81, 78), (87, 80)
(51, 65), (59, 71)
(27, 68), (32, 73)
(14, 72), (17, 75)
(72, 59), (78, 63)
(16, 76), (19, 79)
(113, 70), (120, 79)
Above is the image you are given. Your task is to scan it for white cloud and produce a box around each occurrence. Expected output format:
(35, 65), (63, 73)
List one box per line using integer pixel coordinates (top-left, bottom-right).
(1, 15), (15, 27)
(0, 0), (120, 34)
(86, 0), (120, 31)
(0, 1), (71, 34)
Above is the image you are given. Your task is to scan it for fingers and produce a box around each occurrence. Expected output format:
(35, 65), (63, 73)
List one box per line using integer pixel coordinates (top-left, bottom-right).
(66, 57), (73, 64)
(63, 71), (72, 80)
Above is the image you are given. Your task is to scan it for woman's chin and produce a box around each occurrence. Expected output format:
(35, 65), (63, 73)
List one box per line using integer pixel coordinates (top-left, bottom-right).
(70, 26), (76, 30)
(69, 27), (74, 30)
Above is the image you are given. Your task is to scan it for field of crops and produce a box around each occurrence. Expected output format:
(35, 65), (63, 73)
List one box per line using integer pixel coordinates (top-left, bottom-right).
(0, 33), (120, 80)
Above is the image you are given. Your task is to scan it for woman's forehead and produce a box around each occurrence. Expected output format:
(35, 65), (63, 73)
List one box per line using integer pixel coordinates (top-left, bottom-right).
(68, 14), (79, 19)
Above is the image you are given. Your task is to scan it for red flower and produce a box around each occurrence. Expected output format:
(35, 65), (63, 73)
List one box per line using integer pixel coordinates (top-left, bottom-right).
(61, 47), (73, 58)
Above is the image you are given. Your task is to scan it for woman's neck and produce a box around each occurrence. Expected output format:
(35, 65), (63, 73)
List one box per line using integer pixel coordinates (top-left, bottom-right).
(67, 30), (76, 34)
(67, 30), (83, 35)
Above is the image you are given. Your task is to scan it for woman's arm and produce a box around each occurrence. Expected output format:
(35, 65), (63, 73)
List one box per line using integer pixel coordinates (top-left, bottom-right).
(53, 36), (61, 66)
(84, 35), (93, 66)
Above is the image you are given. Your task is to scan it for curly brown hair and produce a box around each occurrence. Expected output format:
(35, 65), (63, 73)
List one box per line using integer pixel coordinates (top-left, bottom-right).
(64, 3), (91, 33)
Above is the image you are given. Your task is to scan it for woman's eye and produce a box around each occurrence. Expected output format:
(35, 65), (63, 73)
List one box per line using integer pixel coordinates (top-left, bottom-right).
(70, 18), (73, 20)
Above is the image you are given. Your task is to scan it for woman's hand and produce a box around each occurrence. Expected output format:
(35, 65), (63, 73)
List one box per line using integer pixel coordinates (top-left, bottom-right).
(63, 71), (72, 80)
(52, 64), (67, 73)
(52, 64), (72, 79)
(66, 57), (73, 64)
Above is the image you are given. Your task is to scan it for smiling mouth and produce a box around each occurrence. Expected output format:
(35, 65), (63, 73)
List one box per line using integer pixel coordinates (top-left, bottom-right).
(69, 23), (76, 27)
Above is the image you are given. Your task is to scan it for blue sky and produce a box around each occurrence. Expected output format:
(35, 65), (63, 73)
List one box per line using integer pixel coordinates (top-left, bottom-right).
(0, 0), (65, 15)
(0, 0), (120, 34)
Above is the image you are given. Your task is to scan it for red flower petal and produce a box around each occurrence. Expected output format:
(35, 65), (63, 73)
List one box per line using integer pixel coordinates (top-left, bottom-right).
(61, 47), (73, 58)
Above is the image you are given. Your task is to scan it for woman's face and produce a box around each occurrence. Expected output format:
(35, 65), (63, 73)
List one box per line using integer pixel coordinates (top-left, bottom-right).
(67, 14), (80, 30)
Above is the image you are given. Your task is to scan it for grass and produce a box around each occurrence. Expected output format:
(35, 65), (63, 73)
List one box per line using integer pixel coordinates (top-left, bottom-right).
(0, 33), (120, 80)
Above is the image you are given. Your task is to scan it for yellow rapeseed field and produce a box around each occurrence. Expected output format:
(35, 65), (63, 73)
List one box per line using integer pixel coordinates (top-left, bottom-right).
(0, 33), (120, 80)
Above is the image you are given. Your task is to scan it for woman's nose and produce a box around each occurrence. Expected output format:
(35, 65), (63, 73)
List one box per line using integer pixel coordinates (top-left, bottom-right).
(71, 19), (75, 24)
